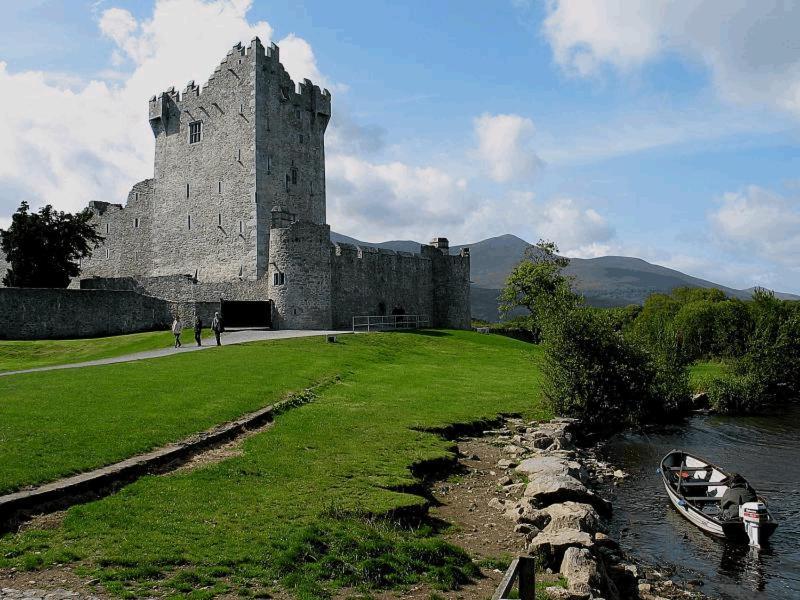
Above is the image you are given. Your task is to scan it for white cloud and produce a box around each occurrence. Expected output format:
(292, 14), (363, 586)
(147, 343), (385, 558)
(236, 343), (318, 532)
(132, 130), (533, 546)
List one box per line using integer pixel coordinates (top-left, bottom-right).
(0, 0), (329, 224)
(536, 197), (615, 257)
(542, 0), (800, 118)
(326, 155), (474, 241)
(473, 113), (543, 182)
(709, 185), (800, 267)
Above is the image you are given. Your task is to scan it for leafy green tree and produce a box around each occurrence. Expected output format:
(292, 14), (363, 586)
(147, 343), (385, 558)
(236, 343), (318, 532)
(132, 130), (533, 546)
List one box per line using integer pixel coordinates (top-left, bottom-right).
(498, 240), (581, 339)
(0, 201), (103, 288)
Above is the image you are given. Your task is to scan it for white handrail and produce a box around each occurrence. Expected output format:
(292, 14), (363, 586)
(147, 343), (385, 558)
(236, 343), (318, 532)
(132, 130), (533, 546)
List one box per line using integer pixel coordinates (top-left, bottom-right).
(351, 314), (430, 332)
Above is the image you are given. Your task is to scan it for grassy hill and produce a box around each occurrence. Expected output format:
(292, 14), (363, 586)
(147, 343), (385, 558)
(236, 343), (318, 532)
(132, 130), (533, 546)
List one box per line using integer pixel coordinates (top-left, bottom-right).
(0, 331), (547, 598)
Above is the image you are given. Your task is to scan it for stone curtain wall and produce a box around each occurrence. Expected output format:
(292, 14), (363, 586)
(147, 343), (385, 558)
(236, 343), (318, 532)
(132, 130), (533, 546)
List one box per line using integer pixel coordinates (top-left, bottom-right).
(0, 288), (173, 340)
(79, 180), (155, 278)
(330, 243), (435, 329)
(81, 274), (269, 304)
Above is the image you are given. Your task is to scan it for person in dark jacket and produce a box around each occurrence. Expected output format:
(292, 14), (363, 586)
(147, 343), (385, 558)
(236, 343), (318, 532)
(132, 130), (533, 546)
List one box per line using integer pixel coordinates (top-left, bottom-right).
(721, 473), (758, 520)
(194, 317), (203, 347)
(211, 312), (223, 346)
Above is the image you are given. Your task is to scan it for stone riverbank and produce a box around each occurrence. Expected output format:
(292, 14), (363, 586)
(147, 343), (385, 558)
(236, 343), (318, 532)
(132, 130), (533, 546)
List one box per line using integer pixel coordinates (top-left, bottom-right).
(437, 416), (714, 600)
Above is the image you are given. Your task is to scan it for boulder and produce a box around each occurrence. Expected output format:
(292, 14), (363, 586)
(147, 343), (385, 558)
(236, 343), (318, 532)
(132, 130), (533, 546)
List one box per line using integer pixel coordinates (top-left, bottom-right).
(543, 587), (576, 600)
(497, 458), (516, 469)
(515, 456), (585, 481)
(523, 474), (612, 515)
(531, 435), (555, 449)
(488, 497), (506, 511)
(542, 501), (603, 534)
(528, 528), (593, 567)
(505, 482), (526, 494)
(560, 546), (599, 598)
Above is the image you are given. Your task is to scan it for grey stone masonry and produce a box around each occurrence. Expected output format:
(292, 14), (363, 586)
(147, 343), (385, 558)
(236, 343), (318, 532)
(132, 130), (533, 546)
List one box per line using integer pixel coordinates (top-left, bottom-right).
(67, 37), (469, 332)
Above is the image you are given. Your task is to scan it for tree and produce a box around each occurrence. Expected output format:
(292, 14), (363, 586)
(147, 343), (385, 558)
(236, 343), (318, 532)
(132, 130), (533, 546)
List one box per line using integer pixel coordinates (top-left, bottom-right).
(0, 201), (103, 288)
(498, 240), (581, 338)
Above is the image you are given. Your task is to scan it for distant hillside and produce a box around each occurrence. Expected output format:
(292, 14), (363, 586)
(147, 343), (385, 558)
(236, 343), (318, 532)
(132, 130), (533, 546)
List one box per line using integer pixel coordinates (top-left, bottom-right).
(331, 231), (799, 322)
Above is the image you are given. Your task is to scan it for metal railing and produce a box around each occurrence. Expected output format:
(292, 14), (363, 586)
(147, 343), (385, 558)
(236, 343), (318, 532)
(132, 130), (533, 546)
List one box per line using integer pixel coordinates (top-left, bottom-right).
(492, 556), (536, 600)
(351, 314), (430, 332)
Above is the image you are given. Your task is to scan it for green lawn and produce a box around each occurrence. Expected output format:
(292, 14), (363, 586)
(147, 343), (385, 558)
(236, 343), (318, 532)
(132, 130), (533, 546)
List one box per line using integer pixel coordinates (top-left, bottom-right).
(689, 359), (730, 391)
(0, 331), (548, 598)
(0, 328), (209, 373)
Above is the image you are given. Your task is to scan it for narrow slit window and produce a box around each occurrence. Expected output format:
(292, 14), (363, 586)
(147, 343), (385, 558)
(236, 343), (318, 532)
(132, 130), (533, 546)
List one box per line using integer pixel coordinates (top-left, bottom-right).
(186, 183), (190, 198)
(285, 174), (290, 192)
(240, 103), (244, 114)
(273, 272), (285, 286)
(134, 218), (140, 229)
(218, 213), (222, 226)
(105, 223), (109, 234)
(188, 121), (202, 144)
(237, 148), (242, 162)
(299, 133), (304, 144)
(239, 221), (243, 234)
(187, 215), (192, 230)
(105, 248), (110, 259)
(218, 181), (222, 194)
(291, 167), (298, 185)
(267, 155), (272, 173)
(135, 192), (139, 201)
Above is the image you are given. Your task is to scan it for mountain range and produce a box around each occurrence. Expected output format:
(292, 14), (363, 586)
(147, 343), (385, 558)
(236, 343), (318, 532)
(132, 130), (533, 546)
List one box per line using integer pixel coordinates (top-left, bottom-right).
(330, 232), (799, 322)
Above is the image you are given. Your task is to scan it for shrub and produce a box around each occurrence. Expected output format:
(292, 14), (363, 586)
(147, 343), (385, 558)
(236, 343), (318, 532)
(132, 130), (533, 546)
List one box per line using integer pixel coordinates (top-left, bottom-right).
(544, 307), (691, 433)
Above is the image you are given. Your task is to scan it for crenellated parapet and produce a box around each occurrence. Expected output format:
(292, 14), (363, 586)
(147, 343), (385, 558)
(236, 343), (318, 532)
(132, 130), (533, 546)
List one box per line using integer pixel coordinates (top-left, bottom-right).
(147, 37), (330, 135)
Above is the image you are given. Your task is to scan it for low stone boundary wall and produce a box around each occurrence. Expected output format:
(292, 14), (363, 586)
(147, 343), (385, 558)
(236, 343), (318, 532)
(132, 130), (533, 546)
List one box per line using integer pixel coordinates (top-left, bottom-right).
(0, 288), (172, 340)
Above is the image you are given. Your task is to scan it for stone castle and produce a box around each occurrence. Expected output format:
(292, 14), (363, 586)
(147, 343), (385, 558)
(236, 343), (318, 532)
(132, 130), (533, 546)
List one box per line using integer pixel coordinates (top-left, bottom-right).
(77, 37), (470, 330)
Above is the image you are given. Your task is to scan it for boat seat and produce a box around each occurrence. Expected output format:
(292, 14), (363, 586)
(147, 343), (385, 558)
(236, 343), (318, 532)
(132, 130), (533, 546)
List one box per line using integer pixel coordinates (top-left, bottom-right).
(679, 481), (728, 487)
(666, 466), (710, 472)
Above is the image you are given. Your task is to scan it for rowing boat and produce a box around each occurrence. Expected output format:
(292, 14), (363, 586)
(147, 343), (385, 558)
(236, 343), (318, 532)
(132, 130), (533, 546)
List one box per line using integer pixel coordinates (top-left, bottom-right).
(660, 450), (778, 547)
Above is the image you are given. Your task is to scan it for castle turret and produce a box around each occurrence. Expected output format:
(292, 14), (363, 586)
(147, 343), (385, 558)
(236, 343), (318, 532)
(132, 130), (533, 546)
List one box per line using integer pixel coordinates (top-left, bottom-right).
(422, 238), (471, 329)
(268, 208), (331, 329)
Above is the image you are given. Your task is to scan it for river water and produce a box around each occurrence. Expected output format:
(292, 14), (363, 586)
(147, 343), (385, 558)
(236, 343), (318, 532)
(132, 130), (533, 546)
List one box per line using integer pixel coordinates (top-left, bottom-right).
(601, 406), (800, 599)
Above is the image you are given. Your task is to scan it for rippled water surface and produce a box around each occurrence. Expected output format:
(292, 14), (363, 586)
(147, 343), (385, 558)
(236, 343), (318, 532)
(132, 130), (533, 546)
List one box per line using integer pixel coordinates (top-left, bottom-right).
(602, 407), (800, 599)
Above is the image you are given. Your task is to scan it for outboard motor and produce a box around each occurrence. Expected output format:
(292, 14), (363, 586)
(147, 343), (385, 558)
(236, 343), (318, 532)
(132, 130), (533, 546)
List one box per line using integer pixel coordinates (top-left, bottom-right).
(740, 501), (769, 547)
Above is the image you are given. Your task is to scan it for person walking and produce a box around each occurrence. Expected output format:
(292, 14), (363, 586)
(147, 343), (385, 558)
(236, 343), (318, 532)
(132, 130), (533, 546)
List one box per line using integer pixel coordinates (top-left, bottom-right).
(194, 316), (203, 347)
(211, 312), (223, 346)
(171, 317), (183, 348)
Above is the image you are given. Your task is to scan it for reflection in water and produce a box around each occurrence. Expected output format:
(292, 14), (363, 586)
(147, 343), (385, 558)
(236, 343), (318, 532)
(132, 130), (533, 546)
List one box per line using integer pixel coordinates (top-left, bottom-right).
(602, 407), (800, 599)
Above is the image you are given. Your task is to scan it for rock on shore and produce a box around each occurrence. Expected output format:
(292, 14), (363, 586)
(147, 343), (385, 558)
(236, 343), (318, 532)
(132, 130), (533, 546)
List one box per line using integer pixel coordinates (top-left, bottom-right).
(483, 417), (709, 600)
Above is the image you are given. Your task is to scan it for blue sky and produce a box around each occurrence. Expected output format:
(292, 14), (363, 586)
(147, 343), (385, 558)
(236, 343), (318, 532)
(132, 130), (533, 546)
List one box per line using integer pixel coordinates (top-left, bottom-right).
(1, 0), (800, 293)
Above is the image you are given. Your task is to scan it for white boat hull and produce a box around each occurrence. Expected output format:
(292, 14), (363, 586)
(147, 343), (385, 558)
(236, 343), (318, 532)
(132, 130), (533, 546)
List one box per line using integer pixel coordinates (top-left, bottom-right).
(663, 478), (725, 537)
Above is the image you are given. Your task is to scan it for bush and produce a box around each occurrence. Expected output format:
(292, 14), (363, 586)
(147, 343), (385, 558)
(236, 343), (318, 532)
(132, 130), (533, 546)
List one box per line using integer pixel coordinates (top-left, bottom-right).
(707, 374), (763, 414)
(543, 308), (690, 433)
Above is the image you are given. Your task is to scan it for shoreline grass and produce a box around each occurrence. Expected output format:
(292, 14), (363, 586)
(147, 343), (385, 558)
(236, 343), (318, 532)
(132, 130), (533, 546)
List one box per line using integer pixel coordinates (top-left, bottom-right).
(689, 359), (730, 392)
(0, 330), (548, 598)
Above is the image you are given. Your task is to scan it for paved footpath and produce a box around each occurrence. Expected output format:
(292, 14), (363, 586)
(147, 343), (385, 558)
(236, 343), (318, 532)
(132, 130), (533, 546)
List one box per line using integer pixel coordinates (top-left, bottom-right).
(0, 329), (350, 377)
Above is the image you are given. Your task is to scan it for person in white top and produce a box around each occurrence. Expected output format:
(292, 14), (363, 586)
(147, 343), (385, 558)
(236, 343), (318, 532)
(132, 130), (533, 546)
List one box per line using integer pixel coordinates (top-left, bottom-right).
(171, 317), (182, 348)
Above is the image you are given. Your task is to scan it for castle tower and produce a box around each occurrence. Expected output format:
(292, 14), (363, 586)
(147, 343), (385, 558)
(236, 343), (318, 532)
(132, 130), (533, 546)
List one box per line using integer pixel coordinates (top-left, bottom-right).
(268, 207), (332, 329)
(144, 38), (330, 282)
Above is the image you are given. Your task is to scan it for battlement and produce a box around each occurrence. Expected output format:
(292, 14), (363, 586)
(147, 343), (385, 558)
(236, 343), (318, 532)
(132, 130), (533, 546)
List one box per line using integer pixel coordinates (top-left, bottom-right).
(147, 37), (330, 123)
(88, 201), (123, 216)
(332, 242), (433, 262)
